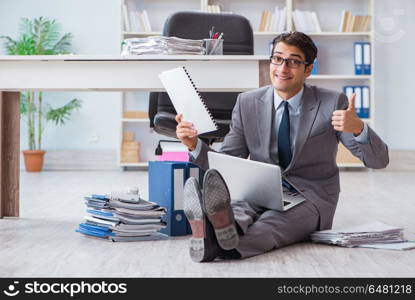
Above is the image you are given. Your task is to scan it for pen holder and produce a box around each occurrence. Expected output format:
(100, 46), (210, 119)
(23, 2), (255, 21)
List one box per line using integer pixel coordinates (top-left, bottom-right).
(204, 38), (223, 55)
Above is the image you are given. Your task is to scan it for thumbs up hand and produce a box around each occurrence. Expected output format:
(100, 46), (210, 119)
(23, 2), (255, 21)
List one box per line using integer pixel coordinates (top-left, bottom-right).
(331, 93), (364, 136)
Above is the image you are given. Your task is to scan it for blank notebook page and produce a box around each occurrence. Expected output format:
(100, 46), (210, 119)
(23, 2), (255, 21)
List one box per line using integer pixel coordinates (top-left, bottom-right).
(158, 66), (218, 134)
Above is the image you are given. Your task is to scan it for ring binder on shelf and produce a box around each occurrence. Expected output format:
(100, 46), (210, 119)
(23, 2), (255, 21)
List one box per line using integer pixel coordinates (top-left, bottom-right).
(159, 66), (218, 135)
(363, 42), (371, 75)
(343, 85), (370, 119)
(354, 42), (363, 75)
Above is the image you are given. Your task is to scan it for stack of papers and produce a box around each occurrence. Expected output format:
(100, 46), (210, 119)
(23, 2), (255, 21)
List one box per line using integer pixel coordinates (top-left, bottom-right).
(76, 190), (168, 242)
(311, 221), (415, 250)
(121, 36), (205, 55)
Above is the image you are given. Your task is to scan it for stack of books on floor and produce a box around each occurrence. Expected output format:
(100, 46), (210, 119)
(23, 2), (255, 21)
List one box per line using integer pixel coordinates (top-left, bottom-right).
(76, 189), (168, 242)
(121, 36), (205, 55)
(311, 221), (415, 250)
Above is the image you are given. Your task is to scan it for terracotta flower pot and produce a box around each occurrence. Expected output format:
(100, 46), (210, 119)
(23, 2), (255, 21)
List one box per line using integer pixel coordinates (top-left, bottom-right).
(22, 150), (46, 172)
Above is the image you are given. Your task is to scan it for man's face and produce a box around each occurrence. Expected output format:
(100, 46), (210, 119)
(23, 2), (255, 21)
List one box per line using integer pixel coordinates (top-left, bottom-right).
(269, 42), (313, 95)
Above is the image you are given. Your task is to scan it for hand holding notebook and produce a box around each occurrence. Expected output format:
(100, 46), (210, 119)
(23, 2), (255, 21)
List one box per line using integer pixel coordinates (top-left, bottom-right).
(175, 113), (198, 150)
(158, 67), (218, 135)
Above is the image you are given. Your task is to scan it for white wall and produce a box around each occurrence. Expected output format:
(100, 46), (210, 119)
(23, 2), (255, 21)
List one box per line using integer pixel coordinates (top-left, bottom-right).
(1, 0), (414, 151)
(374, 0), (415, 150)
(0, 0), (122, 150)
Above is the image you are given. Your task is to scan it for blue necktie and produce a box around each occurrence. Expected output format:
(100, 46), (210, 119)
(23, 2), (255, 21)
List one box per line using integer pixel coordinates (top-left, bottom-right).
(278, 101), (292, 170)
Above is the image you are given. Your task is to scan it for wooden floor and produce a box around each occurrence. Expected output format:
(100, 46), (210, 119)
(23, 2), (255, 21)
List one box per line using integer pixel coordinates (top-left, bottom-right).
(0, 168), (414, 277)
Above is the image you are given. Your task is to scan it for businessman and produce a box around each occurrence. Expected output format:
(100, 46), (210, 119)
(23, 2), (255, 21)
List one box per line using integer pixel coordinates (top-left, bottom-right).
(176, 31), (389, 262)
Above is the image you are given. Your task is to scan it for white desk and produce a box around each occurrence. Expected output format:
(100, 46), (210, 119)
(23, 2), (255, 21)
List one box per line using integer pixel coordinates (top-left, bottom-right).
(0, 55), (270, 217)
(0, 55), (270, 91)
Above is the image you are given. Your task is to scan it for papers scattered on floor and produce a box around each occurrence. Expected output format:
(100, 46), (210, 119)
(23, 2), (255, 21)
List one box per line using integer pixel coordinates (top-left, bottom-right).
(358, 241), (415, 251)
(76, 188), (168, 242)
(121, 36), (205, 55)
(310, 221), (413, 250)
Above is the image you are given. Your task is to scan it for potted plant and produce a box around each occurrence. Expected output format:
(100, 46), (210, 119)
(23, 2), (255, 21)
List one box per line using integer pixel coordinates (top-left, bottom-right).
(1, 17), (82, 172)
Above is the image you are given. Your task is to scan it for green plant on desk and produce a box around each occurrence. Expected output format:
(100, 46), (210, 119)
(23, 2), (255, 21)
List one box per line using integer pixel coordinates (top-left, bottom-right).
(1, 17), (82, 170)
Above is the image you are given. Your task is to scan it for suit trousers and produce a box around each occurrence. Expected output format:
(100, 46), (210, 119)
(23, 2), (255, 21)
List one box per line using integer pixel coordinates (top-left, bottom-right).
(232, 200), (320, 258)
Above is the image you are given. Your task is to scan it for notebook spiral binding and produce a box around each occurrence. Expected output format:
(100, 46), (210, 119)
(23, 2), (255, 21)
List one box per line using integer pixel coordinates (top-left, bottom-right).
(182, 66), (218, 130)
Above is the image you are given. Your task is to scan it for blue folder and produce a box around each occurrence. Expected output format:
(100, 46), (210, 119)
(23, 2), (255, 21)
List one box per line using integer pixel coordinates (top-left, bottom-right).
(354, 42), (364, 75)
(343, 85), (370, 119)
(311, 58), (317, 75)
(148, 161), (202, 236)
(343, 86), (361, 117)
(76, 223), (115, 238)
(362, 42), (371, 75)
(361, 86), (370, 118)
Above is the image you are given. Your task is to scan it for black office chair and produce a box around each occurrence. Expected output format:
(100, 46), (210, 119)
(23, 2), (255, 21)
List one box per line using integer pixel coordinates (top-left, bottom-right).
(149, 11), (254, 145)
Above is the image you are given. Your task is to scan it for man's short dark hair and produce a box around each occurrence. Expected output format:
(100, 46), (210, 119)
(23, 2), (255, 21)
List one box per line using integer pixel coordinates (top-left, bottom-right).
(271, 31), (318, 65)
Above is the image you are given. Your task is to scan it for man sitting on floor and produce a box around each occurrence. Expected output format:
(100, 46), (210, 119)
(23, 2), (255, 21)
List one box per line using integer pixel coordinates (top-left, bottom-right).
(175, 31), (389, 262)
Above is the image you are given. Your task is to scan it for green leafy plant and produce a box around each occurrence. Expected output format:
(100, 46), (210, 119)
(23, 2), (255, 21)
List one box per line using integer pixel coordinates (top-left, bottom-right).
(1, 17), (82, 150)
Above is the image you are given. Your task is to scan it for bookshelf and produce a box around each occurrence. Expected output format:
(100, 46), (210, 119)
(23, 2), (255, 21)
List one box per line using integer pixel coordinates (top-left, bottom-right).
(119, 91), (171, 169)
(119, 0), (374, 168)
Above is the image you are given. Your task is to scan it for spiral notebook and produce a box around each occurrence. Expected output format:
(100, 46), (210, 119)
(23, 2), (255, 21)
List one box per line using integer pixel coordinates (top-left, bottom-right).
(158, 66), (218, 134)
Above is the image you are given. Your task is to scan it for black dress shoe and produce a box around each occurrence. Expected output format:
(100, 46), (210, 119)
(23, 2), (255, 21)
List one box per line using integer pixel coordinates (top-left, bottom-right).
(184, 177), (220, 262)
(217, 248), (242, 260)
(202, 169), (239, 250)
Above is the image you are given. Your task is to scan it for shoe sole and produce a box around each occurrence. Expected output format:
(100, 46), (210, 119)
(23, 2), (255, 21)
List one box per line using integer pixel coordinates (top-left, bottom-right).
(184, 177), (217, 262)
(203, 169), (239, 250)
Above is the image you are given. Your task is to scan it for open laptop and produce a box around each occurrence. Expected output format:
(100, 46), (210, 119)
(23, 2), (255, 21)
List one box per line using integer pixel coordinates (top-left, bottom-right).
(207, 152), (305, 211)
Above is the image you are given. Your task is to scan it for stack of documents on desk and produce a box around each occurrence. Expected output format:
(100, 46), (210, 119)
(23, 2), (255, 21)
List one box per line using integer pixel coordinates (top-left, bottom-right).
(121, 36), (205, 55)
(311, 221), (415, 250)
(77, 191), (168, 242)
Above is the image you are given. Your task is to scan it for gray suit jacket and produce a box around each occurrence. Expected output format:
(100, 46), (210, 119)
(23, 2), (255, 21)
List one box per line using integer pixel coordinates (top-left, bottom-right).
(191, 84), (389, 230)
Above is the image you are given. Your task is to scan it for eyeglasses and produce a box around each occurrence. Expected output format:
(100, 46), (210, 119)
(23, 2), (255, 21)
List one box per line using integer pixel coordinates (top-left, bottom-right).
(269, 56), (309, 69)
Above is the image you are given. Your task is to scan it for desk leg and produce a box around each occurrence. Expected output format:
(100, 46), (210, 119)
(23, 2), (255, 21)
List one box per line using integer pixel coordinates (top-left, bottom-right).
(0, 91), (20, 218)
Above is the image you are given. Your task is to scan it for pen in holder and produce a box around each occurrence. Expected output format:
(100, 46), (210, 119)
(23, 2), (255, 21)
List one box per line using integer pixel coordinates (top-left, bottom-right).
(204, 38), (223, 55)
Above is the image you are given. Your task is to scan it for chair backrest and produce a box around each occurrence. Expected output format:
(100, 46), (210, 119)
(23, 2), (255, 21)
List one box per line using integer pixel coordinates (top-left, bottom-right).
(162, 11), (254, 55)
(149, 11), (254, 143)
